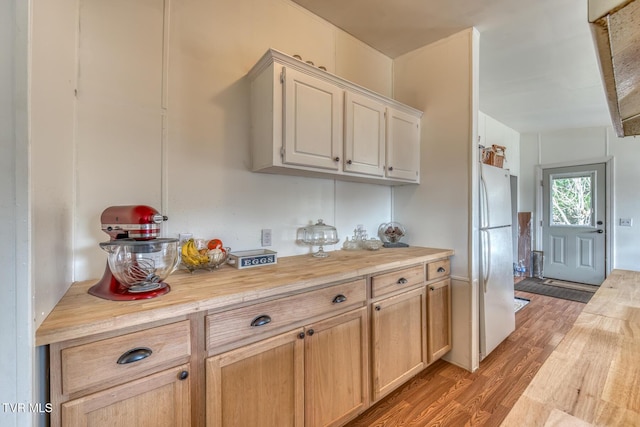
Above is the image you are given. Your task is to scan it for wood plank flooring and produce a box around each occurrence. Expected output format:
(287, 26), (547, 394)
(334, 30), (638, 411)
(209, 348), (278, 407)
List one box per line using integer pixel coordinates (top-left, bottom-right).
(346, 290), (585, 427)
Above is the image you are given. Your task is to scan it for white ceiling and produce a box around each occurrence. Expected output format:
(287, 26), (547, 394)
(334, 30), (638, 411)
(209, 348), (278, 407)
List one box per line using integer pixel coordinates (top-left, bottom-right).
(292, 0), (612, 134)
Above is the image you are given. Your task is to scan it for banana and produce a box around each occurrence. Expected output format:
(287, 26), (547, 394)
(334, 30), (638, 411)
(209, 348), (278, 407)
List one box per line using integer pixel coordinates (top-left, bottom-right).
(189, 240), (208, 264)
(182, 238), (217, 268)
(181, 239), (203, 266)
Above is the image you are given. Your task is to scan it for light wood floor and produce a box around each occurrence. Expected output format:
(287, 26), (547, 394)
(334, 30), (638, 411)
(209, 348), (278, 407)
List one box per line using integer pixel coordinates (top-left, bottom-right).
(347, 290), (585, 427)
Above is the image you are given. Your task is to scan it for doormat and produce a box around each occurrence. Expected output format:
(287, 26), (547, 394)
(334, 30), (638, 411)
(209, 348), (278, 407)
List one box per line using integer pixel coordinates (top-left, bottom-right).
(515, 277), (594, 303)
(542, 278), (598, 293)
(514, 297), (530, 313)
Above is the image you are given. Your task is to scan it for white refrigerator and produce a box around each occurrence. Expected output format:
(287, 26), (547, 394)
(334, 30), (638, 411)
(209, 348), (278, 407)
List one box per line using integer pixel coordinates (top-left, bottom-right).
(479, 163), (515, 360)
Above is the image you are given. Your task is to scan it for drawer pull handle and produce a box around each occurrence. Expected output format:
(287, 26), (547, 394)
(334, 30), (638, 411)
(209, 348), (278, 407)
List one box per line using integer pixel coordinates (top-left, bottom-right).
(179, 370), (189, 381)
(332, 294), (347, 304)
(397, 277), (408, 285)
(251, 315), (272, 327)
(437, 267), (446, 273)
(117, 347), (152, 365)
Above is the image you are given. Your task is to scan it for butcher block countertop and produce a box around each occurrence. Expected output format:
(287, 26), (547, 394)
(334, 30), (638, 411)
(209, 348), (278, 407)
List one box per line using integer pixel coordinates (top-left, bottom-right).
(502, 269), (640, 426)
(36, 246), (453, 347)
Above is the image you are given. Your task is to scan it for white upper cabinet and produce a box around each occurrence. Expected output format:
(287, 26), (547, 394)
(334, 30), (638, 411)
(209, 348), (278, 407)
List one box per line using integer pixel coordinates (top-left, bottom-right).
(386, 108), (420, 182)
(282, 67), (343, 170)
(248, 49), (422, 185)
(344, 91), (386, 177)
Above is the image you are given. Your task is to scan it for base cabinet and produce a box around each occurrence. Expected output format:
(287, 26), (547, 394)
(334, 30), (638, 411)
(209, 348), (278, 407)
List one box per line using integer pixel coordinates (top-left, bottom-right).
(44, 252), (453, 427)
(206, 329), (305, 427)
(427, 279), (452, 362)
(61, 364), (191, 427)
(206, 308), (368, 427)
(370, 287), (427, 402)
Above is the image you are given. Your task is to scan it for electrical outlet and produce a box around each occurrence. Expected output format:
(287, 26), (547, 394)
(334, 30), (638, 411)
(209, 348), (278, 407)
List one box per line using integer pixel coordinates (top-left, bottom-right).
(619, 218), (633, 227)
(261, 229), (272, 247)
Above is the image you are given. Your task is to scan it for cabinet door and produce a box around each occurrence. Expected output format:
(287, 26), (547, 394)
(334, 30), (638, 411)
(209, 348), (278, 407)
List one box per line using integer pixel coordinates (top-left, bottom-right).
(386, 107), (420, 182)
(282, 66), (343, 170)
(305, 307), (368, 427)
(61, 364), (191, 427)
(371, 287), (427, 402)
(427, 279), (452, 363)
(206, 329), (305, 427)
(344, 91), (386, 177)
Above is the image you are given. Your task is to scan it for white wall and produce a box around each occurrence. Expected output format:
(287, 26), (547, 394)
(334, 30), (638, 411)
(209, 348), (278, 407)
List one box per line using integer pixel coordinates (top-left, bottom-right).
(479, 111), (521, 177)
(31, 0), (396, 328)
(519, 126), (640, 271)
(31, 0), (77, 344)
(393, 29), (479, 371)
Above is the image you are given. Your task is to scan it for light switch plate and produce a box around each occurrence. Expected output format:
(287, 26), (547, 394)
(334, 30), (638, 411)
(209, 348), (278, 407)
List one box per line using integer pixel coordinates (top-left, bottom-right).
(261, 229), (272, 246)
(619, 218), (633, 227)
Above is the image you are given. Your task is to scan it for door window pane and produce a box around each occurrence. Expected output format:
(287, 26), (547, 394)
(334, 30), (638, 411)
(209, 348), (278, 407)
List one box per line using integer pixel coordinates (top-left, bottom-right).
(551, 174), (593, 226)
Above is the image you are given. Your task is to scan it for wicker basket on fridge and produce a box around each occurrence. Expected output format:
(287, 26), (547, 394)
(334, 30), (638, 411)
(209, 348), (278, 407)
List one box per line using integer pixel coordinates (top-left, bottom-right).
(482, 144), (506, 168)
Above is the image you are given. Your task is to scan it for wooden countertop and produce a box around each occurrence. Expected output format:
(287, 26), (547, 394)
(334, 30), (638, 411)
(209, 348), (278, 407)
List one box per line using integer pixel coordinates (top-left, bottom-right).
(36, 246), (453, 347)
(502, 269), (640, 426)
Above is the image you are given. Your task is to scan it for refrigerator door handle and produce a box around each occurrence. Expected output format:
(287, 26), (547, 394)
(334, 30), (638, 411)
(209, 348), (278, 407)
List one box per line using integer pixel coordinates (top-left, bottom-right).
(481, 229), (490, 292)
(480, 173), (489, 229)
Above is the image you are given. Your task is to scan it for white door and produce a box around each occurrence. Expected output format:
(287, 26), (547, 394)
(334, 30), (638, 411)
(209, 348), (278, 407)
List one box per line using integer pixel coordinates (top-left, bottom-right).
(480, 163), (512, 228)
(343, 91), (386, 177)
(282, 67), (343, 170)
(542, 163), (606, 285)
(479, 225), (515, 359)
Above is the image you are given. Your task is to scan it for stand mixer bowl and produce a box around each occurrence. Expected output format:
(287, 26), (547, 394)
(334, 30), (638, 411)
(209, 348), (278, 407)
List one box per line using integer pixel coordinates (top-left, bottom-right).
(100, 238), (180, 293)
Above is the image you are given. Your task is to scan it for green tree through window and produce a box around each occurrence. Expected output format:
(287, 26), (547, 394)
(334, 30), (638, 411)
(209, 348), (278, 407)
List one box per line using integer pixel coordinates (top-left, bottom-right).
(551, 175), (592, 226)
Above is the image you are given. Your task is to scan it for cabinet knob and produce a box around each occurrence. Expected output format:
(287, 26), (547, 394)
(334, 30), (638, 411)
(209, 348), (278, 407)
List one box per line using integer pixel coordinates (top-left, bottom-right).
(178, 370), (189, 381)
(250, 315), (272, 327)
(298, 332), (306, 339)
(375, 305), (381, 311)
(117, 347), (152, 365)
(397, 277), (408, 285)
(346, 159), (353, 165)
(307, 329), (315, 336)
(437, 267), (446, 273)
(388, 166), (394, 171)
(430, 286), (435, 291)
(332, 294), (347, 304)
(334, 156), (340, 162)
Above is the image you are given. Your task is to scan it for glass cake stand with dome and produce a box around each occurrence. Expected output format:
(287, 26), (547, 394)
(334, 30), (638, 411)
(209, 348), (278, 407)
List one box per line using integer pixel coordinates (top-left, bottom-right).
(301, 219), (340, 257)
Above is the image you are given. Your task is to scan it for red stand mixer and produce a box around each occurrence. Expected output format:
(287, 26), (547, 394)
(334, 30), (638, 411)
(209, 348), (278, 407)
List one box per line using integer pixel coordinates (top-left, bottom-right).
(88, 205), (179, 301)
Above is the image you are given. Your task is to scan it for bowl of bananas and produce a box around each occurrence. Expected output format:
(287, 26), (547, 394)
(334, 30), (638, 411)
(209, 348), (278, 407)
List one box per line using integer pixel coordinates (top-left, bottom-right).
(180, 238), (230, 272)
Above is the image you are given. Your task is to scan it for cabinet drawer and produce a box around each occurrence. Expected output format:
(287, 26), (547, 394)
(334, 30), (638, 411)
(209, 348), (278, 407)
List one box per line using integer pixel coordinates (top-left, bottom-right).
(61, 320), (191, 396)
(427, 259), (450, 281)
(206, 279), (366, 352)
(371, 265), (424, 298)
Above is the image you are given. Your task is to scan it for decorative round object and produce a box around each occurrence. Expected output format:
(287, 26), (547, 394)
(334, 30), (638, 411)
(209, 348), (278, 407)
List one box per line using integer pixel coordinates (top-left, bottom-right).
(301, 219), (340, 257)
(100, 238), (180, 291)
(378, 222), (407, 244)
